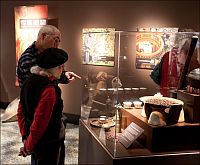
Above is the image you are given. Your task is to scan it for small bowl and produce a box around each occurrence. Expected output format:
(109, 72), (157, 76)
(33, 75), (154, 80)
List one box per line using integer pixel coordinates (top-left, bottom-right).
(99, 117), (107, 124)
(123, 101), (132, 108)
(133, 101), (142, 109)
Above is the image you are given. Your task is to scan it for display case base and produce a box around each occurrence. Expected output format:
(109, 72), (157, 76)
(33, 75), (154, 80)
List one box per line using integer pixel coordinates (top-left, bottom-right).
(121, 108), (200, 152)
(79, 119), (200, 165)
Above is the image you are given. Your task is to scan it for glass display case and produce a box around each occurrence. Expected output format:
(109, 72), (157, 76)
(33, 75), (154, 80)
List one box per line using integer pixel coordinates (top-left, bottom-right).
(79, 30), (200, 164)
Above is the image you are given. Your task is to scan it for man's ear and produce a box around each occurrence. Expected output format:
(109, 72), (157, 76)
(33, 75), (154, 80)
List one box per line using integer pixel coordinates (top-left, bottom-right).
(41, 33), (46, 40)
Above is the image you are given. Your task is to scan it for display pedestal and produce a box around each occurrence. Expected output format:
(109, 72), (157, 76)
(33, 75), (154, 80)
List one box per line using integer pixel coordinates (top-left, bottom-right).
(177, 90), (200, 123)
(78, 118), (200, 165)
(121, 108), (200, 152)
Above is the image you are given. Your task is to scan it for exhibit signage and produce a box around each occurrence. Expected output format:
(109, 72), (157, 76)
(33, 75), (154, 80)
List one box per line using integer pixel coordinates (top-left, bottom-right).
(118, 122), (144, 148)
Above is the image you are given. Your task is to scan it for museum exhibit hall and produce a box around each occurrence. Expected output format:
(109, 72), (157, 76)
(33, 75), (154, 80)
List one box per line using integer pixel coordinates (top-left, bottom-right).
(1, 1), (200, 165)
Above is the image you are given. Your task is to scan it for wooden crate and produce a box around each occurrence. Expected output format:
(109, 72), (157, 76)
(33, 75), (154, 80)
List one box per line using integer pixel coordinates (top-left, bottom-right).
(121, 108), (200, 152)
(177, 90), (200, 123)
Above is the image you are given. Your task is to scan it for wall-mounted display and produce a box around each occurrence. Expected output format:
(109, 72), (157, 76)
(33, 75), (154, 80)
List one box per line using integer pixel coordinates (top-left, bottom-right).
(82, 28), (115, 66)
(14, 5), (48, 86)
(135, 28), (178, 69)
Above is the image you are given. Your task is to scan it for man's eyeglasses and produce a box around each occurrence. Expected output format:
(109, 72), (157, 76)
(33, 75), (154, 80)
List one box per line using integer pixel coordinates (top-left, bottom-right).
(46, 33), (61, 43)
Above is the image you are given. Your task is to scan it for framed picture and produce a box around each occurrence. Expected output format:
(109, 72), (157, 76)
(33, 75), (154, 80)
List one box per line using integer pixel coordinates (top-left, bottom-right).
(82, 28), (115, 66)
(135, 27), (178, 69)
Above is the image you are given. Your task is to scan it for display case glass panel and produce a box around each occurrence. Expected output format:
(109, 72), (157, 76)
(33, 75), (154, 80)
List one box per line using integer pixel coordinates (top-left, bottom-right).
(81, 30), (200, 158)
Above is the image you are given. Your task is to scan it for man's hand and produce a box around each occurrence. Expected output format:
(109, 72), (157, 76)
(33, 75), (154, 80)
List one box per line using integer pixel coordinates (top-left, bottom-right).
(18, 146), (31, 157)
(65, 71), (81, 81)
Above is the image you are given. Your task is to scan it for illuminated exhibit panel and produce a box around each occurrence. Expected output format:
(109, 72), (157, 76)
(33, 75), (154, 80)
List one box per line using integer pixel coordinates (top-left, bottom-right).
(136, 28), (178, 69)
(14, 5), (48, 85)
(82, 28), (115, 66)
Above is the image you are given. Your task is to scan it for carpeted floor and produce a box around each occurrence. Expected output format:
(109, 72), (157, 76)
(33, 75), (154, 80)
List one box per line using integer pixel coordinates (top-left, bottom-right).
(1, 121), (79, 165)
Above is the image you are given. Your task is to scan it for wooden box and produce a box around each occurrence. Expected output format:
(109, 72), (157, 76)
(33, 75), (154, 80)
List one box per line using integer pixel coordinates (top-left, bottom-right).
(121, 108), (200, 152)
(177, 90), (200, 123)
